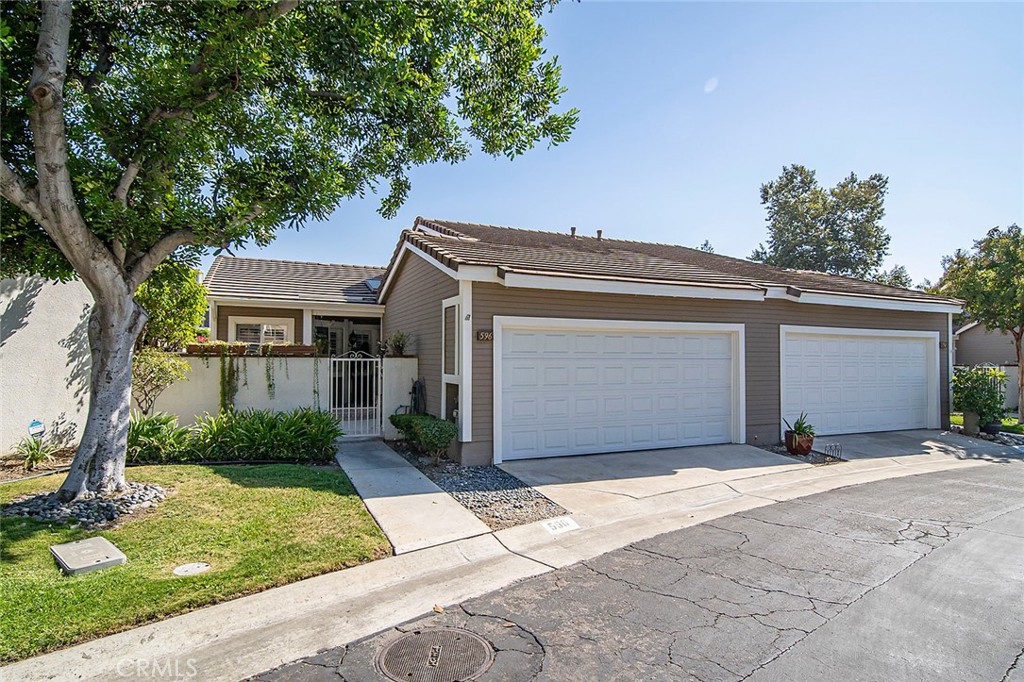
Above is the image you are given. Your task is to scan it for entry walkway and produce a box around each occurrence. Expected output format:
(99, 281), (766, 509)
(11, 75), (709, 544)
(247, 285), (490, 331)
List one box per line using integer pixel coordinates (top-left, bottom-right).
(336, 440), (490, 554)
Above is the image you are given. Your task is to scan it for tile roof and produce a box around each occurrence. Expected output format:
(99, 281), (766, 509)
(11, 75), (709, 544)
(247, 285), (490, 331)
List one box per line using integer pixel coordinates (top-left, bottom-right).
(204, 256), (386, 305)
(397, 217), (959, 304)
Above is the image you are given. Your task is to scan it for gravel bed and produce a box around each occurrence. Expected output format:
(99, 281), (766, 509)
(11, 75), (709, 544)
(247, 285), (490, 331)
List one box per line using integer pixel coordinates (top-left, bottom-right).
(758, 444), (844, 465)
(949, 425), (1024, 447)
(389, 443), (568, 531)
(2, 482), (167, 529)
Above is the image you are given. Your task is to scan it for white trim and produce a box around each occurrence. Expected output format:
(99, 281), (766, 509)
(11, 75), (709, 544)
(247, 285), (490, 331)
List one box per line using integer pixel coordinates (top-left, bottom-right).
(954, 320), (980, 336)
(948, 312), (955, 419)
(227, 315), (296, 344)
(491, 317), (747, 464)
(379, 241), (458, 300)
(208, 300), (218, 341)
(210, 296), (384, 317)
(440, 296), (461, 422)
(779, 325), (942, 441)
(302, 309), (313, 345)
(794, 291), (962, 314)
(501, 272), (766, 301)
(460, 280), (473, 443)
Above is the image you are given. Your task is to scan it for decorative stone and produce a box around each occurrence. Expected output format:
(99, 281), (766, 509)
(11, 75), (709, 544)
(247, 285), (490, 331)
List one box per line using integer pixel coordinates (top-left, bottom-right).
(50, 536), (127, 576)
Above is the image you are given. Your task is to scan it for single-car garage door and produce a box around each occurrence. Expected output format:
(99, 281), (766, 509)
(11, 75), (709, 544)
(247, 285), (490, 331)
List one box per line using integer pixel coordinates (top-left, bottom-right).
(495, 319), (744, 461)
(781, 326), (940, 437)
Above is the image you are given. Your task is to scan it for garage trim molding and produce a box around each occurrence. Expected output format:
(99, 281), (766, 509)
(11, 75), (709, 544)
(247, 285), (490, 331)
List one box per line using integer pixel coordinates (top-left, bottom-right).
(492, 316), (747, 464)
(779, 325), (942, 441)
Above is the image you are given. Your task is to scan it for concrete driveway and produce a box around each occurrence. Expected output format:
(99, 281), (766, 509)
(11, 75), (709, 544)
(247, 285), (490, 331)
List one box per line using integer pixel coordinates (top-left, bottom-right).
(825, 428), (1022, 461)
(499, 444), (809, 517)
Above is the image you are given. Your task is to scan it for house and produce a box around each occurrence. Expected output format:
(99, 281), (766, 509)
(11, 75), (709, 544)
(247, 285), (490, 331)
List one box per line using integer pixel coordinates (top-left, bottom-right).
(953, 321), (1020, 410)
(954, 322), (1018, 367)
(380, 218), (962, 465)
(204, 257), (387, 355)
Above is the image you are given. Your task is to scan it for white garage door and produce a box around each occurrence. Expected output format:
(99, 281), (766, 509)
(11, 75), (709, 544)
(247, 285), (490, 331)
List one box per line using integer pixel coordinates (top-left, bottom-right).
(781, 328), (938, 437)
(498, 324), (738, 461)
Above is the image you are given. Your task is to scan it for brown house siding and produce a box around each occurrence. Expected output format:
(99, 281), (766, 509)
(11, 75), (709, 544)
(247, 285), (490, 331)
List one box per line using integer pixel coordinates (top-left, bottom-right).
(955, 325), (1017, 366)
(216, 305), (304, 342)
(468, 285), (951, 459)
(381, 255), (458, 417)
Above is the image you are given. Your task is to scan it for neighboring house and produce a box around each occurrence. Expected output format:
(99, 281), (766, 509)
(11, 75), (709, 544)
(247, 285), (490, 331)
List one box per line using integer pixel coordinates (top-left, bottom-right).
(953, 322), (1020, 411)
(380, 218), (962, 465)
(0, 276), (93, 452)
(953, 322), (1018, 366)
(204, 257), (386, 355)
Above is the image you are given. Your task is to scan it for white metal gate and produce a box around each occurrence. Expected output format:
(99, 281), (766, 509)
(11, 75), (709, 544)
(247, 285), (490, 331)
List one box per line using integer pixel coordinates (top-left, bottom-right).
(329, 352), (382, 437)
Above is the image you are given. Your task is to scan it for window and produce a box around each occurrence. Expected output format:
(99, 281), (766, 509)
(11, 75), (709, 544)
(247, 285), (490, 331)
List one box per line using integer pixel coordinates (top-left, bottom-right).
(227, 316), (295, 344)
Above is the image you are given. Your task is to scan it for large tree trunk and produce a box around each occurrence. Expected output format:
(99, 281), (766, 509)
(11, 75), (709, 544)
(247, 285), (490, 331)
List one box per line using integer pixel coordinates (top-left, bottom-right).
(57, 293), (147, 501)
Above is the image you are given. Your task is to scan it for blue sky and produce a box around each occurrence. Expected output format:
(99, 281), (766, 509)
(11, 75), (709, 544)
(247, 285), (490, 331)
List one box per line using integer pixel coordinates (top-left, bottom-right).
(214, 1), (1023, 286)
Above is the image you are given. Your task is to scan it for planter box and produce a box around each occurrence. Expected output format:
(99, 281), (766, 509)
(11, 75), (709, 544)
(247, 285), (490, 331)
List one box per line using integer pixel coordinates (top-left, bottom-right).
(261, 344), (317, 357)
(185, 343), (246, 356)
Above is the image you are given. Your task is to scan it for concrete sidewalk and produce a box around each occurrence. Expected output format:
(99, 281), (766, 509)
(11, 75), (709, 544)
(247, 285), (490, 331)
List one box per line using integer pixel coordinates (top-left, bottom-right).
(335, 440), (490, 554)
(2, 442), (998, 682)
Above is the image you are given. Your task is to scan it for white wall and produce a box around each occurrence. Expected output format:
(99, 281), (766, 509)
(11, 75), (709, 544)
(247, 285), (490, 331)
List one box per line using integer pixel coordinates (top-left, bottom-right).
(0, 276), (94, 453)
(1002, 365), (1020, 411)
(151, 356), (331, 424)
(382, 357), (418, 439)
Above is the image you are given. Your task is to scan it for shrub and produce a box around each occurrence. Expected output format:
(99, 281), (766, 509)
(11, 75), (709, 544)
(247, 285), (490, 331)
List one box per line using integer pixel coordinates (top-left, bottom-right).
(127, 412), (192, 463)
(953, 365), (1006, 425)
(132, 348), (191, 416)
(12, 437), (60, 471)
(128, 408), (343, 463)
(383, 330), (412, 356)
(389, 413), (457, 464)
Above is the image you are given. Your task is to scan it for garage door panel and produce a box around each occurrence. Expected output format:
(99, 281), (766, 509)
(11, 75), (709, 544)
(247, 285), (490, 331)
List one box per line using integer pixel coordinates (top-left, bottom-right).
(501, 326), (736, 459)
(782, 331), (934, 437)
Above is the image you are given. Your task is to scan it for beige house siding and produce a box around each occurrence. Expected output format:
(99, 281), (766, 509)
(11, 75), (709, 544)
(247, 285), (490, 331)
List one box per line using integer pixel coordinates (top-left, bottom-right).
(955, 325), (1017, 366)
(381, 255), (458, 417)
(468, 285), (951, 456)
(216, 305), (304, 342)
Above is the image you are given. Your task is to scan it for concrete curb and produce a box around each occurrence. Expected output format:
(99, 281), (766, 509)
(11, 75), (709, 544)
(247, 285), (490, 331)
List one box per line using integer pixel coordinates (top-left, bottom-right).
(1, 451), (991, 682)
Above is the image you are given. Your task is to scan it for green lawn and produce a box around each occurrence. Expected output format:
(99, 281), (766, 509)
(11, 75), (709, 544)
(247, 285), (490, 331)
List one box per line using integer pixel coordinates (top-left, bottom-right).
(950, 413), (1024, 434)
(0, 464), (389, 662)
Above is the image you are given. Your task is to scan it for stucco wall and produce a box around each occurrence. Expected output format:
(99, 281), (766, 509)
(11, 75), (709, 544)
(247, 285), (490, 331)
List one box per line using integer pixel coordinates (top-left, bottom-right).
(150, 356), (330, 425)
(0, 276), (93, 453)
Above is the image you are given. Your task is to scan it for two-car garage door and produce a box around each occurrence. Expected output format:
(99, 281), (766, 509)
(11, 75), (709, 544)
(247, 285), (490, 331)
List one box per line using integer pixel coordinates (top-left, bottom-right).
(497, 321), (742, 461)
(781, 326), (940, 437)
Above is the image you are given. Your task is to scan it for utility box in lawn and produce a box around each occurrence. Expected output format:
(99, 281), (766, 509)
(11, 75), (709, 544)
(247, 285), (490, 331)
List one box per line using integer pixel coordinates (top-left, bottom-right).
(50, 536), (127, 576)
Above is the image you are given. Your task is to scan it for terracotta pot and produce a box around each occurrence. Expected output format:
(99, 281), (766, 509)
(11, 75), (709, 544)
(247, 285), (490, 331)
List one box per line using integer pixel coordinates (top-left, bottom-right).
(260, 344), (316, 357)
(785, 431), (814, 456)
(185, 343), (246, 356)
(962, 412), (981, 436)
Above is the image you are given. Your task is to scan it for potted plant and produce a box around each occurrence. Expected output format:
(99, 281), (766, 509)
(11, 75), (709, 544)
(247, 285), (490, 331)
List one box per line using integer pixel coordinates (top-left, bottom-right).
(784, 412), (815, 456)
(953, 365), (1006, 437)
(383, 330), (412, 357)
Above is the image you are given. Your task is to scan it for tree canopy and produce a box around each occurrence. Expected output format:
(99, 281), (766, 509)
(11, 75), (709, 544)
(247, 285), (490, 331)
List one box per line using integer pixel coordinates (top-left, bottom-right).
(134, 262), (207, 351)
(940, 224), (1024, 420)
(0, 0), (577, 499)
(750, 164), (896, 280)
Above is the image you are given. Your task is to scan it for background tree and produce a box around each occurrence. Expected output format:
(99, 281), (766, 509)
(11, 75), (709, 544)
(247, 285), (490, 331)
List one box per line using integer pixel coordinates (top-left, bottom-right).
(131, 348), (189, 417)
(0, 0), (577, 500)
(939, 225), (1024, 422)
(751, 164), (903, 281)
(696, 240), (714, 253)
(871, 264), (913, 289)
(134, 262), (207, 351)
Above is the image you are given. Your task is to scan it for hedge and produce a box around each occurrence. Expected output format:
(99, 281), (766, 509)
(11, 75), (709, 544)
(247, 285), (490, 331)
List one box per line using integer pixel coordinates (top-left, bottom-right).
(389, 413), (458, 463)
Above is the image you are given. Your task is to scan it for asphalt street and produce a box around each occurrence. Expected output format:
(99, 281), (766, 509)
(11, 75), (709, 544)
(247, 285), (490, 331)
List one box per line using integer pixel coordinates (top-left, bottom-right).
(251, 461), (1024, 682)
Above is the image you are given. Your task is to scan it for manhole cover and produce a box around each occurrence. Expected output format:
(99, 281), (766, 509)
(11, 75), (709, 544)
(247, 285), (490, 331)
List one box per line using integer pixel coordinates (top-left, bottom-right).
(375, 627), (494, 682)
(172, 562), (211, 576)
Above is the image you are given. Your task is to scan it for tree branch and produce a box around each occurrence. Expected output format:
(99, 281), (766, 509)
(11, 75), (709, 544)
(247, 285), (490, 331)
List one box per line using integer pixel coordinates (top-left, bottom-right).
(128, 229), (195, 291)
(112, 155), (142, 206)
(0, 160), (47, 227)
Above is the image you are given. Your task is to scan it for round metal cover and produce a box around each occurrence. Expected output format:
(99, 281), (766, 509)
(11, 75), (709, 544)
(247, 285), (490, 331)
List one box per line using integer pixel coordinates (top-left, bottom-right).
(375, 627), (494, 682)
(172, 562), (211, 576)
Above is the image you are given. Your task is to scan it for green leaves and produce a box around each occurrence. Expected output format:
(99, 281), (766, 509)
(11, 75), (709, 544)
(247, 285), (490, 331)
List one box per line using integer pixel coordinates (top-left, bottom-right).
(940, 225), (1024, 336)
(2, 0), (577, 277)
(751, 164), (891, 279)
(134, 261), (207, 350)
